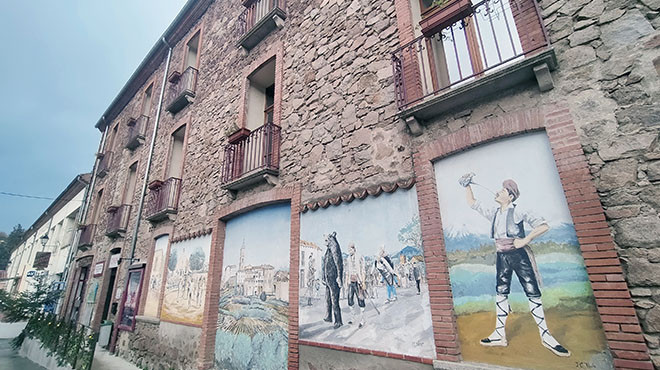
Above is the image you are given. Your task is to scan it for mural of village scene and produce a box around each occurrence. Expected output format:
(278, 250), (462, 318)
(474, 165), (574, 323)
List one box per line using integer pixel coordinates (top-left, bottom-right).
(434, 132), (613, 369)
(160, 234), (210, 326)
(299, 187), (435, 359)
(143, 235), (168, 317)
(215, 203), (291, 370)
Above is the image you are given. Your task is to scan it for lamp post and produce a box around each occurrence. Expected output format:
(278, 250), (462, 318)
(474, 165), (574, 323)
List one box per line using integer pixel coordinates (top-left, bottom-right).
(40, 234), (49, 249)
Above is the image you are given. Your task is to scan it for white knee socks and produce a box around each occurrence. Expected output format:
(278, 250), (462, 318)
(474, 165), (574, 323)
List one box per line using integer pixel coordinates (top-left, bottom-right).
(528, 297), (559, 347)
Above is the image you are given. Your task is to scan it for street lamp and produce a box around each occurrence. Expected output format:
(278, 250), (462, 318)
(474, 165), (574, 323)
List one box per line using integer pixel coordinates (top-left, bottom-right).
(40, 234), (49, 247)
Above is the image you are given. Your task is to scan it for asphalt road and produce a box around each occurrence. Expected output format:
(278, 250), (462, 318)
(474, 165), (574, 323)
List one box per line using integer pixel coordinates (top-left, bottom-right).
(0, 338), (46, 370)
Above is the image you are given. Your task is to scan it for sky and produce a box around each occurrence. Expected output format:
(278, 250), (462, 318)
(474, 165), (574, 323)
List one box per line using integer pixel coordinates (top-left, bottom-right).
(300, 188), (420, 258)
(434, 131), (574, 235)
(224, 203), (292, 271)
(0, 0), (187, 233)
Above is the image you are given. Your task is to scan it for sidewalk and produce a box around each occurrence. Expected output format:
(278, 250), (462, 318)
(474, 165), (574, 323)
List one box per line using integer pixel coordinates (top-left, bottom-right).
(0, 338), (47, 370)
(91, 346), (141, 370)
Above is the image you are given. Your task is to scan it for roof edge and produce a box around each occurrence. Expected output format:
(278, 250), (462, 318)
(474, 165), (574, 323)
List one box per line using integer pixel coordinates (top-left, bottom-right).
(95, 0), (214, 131)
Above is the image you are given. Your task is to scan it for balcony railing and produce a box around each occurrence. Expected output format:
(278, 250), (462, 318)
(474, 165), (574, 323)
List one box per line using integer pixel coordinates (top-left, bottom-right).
(105, 204), (131, 237)
(125, 115), (149, 150)
(237, 0), (286, 50)
(165, 67), (198, 114)
(77, 224), (96, 250)
(392, 0), (552, 113)
(97, 152), (113, 178)
(145, 177), (181, 222)
(221, 122), (281, 188)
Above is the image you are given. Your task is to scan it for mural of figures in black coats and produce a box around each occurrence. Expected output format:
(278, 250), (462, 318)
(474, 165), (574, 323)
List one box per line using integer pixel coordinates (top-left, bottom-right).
(322, 232), (343, 329)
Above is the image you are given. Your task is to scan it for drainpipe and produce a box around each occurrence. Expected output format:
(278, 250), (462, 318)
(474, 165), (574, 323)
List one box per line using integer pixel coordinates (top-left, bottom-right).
(109, 37), (173, 353)
(59, 123), (107, 318)
(129, 37), (173, 263)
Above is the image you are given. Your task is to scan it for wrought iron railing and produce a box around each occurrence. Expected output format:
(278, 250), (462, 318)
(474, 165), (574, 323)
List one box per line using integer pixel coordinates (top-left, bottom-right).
(221, 122), (281, 183)
(238, 0), (286, 36)
(97, 152), (113, 178)
(126, 115), (149, 150)
(106, 204), (131, 236)
(392, 0), (549, 109)
(145, 177), (181, 220)
(77, 224), (96, 249)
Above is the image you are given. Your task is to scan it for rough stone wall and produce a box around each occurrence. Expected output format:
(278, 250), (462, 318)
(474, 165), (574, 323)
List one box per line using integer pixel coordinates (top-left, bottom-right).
(116, 319), (201, 370)
(72, 0), (660, 367)
(409, 0), (660, 366)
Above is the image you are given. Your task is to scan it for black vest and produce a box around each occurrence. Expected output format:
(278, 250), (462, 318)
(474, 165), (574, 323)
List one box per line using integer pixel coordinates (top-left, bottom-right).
(490, 206), (525, 239)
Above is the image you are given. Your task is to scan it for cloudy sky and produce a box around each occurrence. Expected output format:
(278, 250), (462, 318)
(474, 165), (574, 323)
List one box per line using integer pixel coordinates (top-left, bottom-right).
(224, 203), (292, 271)
(0, 0), (187, 233)
(300, 188), (420, 258)
(434, 131), (575, 235)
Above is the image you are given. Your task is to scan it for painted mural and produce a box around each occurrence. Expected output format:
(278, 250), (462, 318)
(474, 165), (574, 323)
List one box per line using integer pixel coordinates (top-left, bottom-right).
(144, 235), (169, 317)
(433, 132), (613, 369)
(299, 187), (435, 359)
(161, 234), (210, 326)
(216, 203), (291, 370)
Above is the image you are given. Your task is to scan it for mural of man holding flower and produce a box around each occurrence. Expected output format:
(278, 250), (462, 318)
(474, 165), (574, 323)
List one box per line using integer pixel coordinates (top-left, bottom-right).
(459, 172), (570, 357)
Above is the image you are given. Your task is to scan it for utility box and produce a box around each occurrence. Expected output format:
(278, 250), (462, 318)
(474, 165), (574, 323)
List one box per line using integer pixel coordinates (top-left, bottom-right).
(98, 320), (113, 348)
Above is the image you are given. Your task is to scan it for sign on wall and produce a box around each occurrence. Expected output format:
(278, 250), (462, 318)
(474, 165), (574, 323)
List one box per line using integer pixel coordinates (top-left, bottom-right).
(33, 252), (51, 270)
(93, 261), (105, 277)
(299, 187), (435, 359)
(161, 234), (211, 326)
(118, 268), (144, 332)
(216, 203), (291, 370)
(433, 132), (612, 369)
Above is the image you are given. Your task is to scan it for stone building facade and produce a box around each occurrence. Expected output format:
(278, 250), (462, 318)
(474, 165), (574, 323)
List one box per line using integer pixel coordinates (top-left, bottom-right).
(60, 0), (659, 369)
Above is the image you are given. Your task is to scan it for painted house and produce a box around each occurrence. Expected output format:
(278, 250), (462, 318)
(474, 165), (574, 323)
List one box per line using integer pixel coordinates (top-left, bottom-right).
(59, 0), (659, 369)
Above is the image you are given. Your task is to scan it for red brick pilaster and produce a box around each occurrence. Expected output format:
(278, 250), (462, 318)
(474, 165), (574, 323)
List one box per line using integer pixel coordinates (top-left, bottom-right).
(287, 184), (301, 370)
(543, 105), (653, 370)
(412, 151), (462, 362)
(197, 220), (225, 370)
(510, 0), (548, 54)
(393, 0), (423, 105)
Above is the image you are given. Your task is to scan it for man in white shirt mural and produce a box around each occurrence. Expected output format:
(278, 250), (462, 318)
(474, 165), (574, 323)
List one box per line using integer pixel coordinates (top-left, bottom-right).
(459, 173), (571, 357)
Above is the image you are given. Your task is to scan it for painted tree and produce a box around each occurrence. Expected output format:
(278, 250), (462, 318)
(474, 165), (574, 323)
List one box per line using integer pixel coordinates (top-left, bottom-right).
(189, 249), (205, 271)
(168, 250), (178, 271)
(397, 216), (423, 252)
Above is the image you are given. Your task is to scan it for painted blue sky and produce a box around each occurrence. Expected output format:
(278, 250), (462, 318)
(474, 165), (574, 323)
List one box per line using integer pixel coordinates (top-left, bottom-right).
(300, 188), (420, 258)
(0, 1), (187, 233)
(434, 132), (575, 236)
(224, 203), (292, 271)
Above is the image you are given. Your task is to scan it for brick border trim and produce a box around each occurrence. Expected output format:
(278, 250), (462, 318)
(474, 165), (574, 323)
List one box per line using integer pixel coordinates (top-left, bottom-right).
(301, 177), (415, 212)
(413, 105), (653, 369)
(298, 340), (434, 365)
(196, 184), (301, 370)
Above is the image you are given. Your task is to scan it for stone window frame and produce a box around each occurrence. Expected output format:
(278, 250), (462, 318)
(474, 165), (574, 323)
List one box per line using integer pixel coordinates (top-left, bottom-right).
(412, 104), (653, 368)
(139, 80), (157, 118)
(179, 24), (205, 75)
(196, 184), (301, 370)
(161, 116), (191, 182)
(236, 42), (284, 132)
